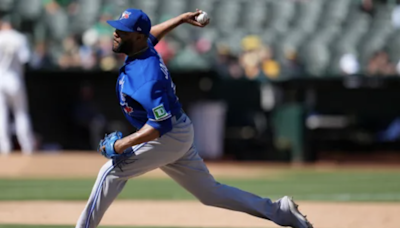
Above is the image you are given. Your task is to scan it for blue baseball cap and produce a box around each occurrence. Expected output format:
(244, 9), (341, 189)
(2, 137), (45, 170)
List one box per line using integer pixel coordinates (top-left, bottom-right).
(107, 8), (151, 35)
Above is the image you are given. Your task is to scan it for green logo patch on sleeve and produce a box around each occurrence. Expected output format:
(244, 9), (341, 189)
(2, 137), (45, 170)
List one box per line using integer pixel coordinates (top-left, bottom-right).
(152, 104), (169, 120)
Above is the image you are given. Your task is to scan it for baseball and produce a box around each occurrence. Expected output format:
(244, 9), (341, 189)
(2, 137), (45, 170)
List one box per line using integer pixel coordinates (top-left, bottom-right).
(196, 11), (209, 24)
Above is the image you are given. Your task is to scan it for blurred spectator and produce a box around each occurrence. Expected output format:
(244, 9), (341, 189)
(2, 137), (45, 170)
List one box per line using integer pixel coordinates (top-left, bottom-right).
(30, 41), (54, 69)
(339, 53), (360, 75)
(359, 0), (376, 18)
(281, 49), (305, 78)
(239, 35), (281, 82)
(57, 34), (81, 69)
(392, 0), (400, 29)
(260, 46), (280, 80)
(78, 41), (97, 70)
(155, 39), (176, 65)
(82, 6), (114, 49)
(394, 60), (400, 76)
(214, 43), (243, 79)
(168, 35), (210, 71)
(43, 0), (77, 42)
(97, 36), (117, 71)
(367, 50), (396, 76)
(239, 35), (262, 80)
(0, 0), (397, 78)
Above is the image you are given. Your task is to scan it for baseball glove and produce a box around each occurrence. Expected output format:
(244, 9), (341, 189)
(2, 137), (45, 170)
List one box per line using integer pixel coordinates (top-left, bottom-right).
(98, 131), (124, 159)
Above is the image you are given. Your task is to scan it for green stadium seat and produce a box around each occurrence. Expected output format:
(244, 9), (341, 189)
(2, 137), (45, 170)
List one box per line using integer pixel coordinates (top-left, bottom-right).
(298, 39), (331, 77)
(168, 46), (211, 70)
(0, 0), (13, 12)
(239, 0), (268, 31)
(15, 0), (42, 21)
(71, 0), (101, 34)
(292, 0), (324, 34)
(158, 0), (187, 23)
(386, 31), (400, 64)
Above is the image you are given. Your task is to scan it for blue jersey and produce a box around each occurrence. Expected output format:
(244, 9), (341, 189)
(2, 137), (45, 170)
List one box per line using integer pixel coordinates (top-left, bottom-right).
(116, 35), (182, 136)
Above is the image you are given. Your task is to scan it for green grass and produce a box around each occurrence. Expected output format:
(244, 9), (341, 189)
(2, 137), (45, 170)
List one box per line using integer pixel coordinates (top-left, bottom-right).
(1, 170), (400, 202)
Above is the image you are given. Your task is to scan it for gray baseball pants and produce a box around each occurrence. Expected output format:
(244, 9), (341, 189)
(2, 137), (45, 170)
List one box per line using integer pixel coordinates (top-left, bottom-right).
(76, 114), (283, 228)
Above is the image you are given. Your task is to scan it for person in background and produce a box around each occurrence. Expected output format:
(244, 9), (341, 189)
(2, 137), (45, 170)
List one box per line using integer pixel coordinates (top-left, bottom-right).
(0, 19), (35, 155)
(367, 50), (396, 76)
(359, 0), (376, 18)
(239, 35), (281, 82)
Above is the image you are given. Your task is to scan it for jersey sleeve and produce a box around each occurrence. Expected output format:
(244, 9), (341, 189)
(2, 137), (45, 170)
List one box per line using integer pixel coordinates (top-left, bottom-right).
(133, 80), (172, 136)
(148, 33), (159, 47)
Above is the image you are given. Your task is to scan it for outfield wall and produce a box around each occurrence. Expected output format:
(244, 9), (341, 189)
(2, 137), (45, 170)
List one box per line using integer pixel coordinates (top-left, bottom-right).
(21, 70), (400, 163)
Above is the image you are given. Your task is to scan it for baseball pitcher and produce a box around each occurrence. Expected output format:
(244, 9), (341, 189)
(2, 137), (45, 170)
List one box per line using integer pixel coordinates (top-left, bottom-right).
(75, 9), (313, 228)
(0, 20), (34, 155)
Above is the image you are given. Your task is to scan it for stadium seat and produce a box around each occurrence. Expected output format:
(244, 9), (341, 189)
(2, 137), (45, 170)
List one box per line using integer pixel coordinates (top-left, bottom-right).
(268, 0), (295, 34)
(157, 0), (187, 22)
(386, 31), (400, 64)
(187, 0), (216, 17)
(273, 29), (307, 64)
(239, 0), (268, 32)
(4, 0), (399, 76)
(168, 46), (211, 70)
(0, 0), (13, 12)
(71, 0), (101, 34)
(298, 39), (330, 77)
(292, 0), (323, 34)
(328, 37), (359, 75)
(318, 0), (350, 28)
(131, 0), (159, 24)
(358, 36), (388, 72)
(214, 0), (242, 31)
(315, 26), (341, 46)
(14, 0), (42, 21)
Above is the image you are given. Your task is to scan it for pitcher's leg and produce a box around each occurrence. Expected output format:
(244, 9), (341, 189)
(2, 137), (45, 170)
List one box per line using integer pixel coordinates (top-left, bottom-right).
(161, 147), (312, 228)
(161, 146), (278, 220)
(76, 135), (191, 228)
(76, 160), (127, 228)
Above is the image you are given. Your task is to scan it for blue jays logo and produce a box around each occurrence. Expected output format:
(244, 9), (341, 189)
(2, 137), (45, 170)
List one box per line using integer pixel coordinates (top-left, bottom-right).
(120, 11), (131, 20)
(123, 105), (134, 114)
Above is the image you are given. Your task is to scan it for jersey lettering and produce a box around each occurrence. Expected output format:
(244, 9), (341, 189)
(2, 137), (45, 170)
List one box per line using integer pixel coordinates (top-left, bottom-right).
(119, 75), (126, 105)
(160, 63), (168, 79)
(157, 53), (178, 97)
(157, 52), (169, 79)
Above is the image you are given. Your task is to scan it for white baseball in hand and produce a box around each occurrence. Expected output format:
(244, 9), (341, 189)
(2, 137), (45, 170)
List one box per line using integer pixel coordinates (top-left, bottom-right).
(196, 11), (209, 24)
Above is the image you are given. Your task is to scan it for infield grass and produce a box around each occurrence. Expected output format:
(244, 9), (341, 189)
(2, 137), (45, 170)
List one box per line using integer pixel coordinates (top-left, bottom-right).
(1, 170), (400, 202)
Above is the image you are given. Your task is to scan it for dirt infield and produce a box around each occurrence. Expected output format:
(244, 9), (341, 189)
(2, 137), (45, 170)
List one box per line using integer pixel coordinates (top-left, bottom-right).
(1, 152), (399, 179)
(0, 152), (399, 228)
(0, 201), (399, 228)
(0, 152), (273, 179)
